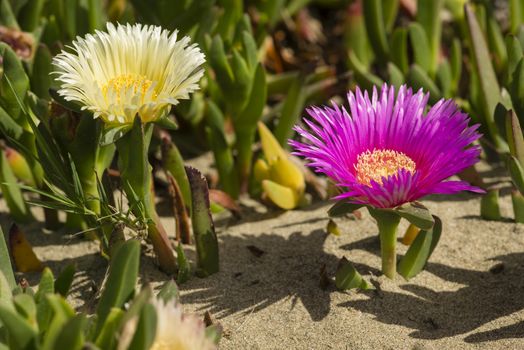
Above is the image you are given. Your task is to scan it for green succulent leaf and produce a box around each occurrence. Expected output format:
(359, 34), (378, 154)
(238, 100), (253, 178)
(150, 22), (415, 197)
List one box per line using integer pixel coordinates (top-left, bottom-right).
(0, 43), (29, 120)
(0, 226), (15, 291)
(54, 264), (76, 297)
(465, 4), (505, 149)
(391, 28), (408, 74)
(273, 74), (307, 146)
(0, 303), (38, 350)
(406, 64), (442, 104)
(362, 0), (389, 59)
(161, 138), (192, 212)
(398, 215), (442, 280)
(96, 239), (140, 331)
(408, 23), (432, 75)
(416, 0), (442, 76)
(328, 201), (365, 217)
(480, 189), (502, 221)
(157, 280), (179, 303)
(176, 243), (191, 284)
(394, 202), (434, 230)
(53, 314), (86, 350)
(186, 166), (219, 277)
(127, 302), (157, 350)
(508, 155), (524, 194)
(506, 109), (524, 165)
(95, 307), (124, 349)
(0, 146), (33, 223)
(348, 51), (384, 91)
(335, 257), (372, 290)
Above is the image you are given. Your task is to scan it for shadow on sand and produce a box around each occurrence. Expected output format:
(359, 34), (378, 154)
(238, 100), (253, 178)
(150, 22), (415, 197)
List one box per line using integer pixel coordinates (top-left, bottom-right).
(340, 236), (524, 343)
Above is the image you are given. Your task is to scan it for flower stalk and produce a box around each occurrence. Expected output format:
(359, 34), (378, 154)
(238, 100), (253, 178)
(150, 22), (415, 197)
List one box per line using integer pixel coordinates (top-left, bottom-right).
(369, 208), (401, 279)
(116, 117), (177, 274)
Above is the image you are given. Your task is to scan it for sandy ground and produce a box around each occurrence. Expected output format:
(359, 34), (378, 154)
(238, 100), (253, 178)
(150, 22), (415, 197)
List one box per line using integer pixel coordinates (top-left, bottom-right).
(2, 167), (524, 349)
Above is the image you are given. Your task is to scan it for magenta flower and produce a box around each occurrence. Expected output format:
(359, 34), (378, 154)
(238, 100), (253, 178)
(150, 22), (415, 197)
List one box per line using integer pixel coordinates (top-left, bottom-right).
(290, 84), (483, 209)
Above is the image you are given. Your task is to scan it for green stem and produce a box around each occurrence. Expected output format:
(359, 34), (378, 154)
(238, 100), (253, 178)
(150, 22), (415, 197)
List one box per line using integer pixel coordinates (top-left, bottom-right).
(116, 119), (177, 274)
(236, 129), (255, 194)
(369, 208), (401, 279)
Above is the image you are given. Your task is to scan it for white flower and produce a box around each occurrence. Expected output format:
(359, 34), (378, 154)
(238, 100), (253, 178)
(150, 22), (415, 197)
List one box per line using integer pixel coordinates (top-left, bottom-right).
(52, 23), (205, 124)
(149, 298), (216, 350)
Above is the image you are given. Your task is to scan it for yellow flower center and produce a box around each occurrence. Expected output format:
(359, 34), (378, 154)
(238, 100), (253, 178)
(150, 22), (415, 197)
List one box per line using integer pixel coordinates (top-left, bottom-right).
(355, 149), (416, 186)
(101, 74), (156, 102)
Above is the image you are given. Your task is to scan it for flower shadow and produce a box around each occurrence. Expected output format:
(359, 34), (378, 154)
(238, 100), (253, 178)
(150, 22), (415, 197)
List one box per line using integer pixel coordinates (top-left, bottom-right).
(340, 236), (524, 342)
(180, 228), (377, 322)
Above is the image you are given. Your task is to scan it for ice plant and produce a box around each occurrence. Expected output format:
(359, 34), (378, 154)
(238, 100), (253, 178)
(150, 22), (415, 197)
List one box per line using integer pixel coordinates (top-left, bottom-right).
(51, 23), (205, 274)
(290, 84), (483, 279)
(118, 297), (217, 350)
(52, 23), (205, 125)
(149, 298), (217, 350)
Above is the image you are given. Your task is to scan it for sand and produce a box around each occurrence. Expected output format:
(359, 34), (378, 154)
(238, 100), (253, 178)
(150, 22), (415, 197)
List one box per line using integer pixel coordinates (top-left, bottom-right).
(3, 165), (524, 349)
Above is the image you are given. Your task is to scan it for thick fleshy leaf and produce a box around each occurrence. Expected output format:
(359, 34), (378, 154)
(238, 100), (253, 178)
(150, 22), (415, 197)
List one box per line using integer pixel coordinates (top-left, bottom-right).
(268, 156), (305, 194)
(273, 74), (306, 145)
(512, 190), (524, 223)
(161, 137), (192, 213)
(54, 264), (76, 297)
(398, 215), (442, 280)
(486, 9), (507, 71)
(52, 314), (86, 350)
(406, 64), (442, 104)
(100, 124), (132, 146)
(157, 280), (179, 303)
(508, 155), (524, 194)
(167, 172), (191, 244)
(153, 115), (178, 130)
(96, 240), (140, 331)
(0, 226), (15, 291)
(31, 44), (53, 99)
(328, 201), (364, 217)
(95, 308), (124, 349)
(326, 219), (341, 236)
(416, 0), (442, 76)
(262, 180), (297, 210)
(506, 35), (523, 84)
(394, 202), (434, 230)
(480, 189), (502, 220)
(390, 28), (408, 73)
(465, 4), (504, 148)
(506, 109), (524, 166)
(205, 101), (238, 198)
(42, 294), (76, 350)
(510, 59), (524, 119)
(186, 166), (219, 277)
(510, 0), (524, 34)
(436, 59), (452, 98)
(388, 62), (404, 87)
(0, 151), (33, 223)
(347, 50), (384, 90)
(127, 303), (157, 350)
(408, 22), (432, 75)
(258, 122), (287, 164)
(0, 303), (38, 349)
(0, 104), (23, 140)
(362, 0), (389, 59)
(335, 257), (371, 290)
(176, 243), (191, 284)
(0, 43), (29, 120)
(9, 224), (43, 272)
(450, 39), (462, 91)
(401, 223), (421, 246)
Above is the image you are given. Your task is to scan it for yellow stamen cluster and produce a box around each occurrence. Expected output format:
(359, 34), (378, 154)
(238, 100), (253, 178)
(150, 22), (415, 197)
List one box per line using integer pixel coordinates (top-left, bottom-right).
(101, 74), (156, 103)
(355, 149), (416, 186)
